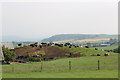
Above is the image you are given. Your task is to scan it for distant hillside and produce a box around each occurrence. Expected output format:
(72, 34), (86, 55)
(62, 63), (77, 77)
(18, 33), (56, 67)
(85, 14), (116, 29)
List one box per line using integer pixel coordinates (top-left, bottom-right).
(41, 34), (117, 42)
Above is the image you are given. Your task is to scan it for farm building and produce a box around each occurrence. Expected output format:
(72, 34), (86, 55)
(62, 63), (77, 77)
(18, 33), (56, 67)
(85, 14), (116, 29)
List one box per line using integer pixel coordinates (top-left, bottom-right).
(1, 42), (14, 49)
(0, 42), (14, 60)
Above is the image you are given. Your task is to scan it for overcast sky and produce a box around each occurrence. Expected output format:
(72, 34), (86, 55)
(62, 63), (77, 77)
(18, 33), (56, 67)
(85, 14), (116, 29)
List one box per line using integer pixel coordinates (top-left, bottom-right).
(0, 0), (118, 41)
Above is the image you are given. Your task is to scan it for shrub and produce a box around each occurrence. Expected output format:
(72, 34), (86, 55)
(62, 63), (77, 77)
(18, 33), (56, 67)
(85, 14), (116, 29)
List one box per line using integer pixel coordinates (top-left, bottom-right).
(38, 52), (46, 56)
(2, 46), (16, 63)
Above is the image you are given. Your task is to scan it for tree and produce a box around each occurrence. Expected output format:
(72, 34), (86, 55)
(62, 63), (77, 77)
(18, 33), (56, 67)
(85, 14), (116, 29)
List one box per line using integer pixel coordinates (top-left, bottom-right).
(2, 46), (15, 63)
(113, 46), (120, 53)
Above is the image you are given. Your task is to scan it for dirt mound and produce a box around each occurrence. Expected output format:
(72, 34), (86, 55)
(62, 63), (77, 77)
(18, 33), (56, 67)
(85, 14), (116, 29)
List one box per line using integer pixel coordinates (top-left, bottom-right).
(41, 46), (68, 57)
(15, 46), (41, 56)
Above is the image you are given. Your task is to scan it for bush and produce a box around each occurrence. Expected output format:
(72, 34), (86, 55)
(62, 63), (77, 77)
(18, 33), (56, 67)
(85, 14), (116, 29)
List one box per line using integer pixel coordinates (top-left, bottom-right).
(113, 46), (120, 53)
(2, 46), (16, 63)
(38, 52), (46, 56)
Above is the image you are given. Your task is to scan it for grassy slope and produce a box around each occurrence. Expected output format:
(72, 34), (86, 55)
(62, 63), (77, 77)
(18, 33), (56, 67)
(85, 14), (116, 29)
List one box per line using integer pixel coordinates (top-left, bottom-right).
(2, 54), (118, 78)
(58, 46), (117, 56)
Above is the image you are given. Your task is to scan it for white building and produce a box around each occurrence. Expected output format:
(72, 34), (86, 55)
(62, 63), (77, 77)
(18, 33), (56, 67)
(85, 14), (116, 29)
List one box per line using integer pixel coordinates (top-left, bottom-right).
(0, 42), (14, 60)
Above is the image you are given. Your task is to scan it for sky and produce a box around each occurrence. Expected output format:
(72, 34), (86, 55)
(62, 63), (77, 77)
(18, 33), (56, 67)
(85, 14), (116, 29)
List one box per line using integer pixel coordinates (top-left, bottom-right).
(0, 0), (118, 41)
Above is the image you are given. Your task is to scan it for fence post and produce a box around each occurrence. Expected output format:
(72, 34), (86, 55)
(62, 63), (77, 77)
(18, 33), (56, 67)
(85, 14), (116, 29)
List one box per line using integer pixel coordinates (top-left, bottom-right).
(98, 60), (100, 70)
(69, 61), (71, 71)
(12, 65), (14, 72)
(41, 61), (43, 72)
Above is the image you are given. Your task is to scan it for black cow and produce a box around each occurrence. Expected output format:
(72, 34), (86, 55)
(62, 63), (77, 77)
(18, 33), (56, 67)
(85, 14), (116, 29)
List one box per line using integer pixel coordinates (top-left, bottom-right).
(69, 46), (72, 48)
(95, 48), (98, 50)
(30, 44), (35, 47)
(97, 54), (100, 56)
(18, 43), (22, 46)
(104, 53), (109, 56)
(64, 43), (72, 46)
(39, 45), (42, 48)
(85, 46), (89, 48)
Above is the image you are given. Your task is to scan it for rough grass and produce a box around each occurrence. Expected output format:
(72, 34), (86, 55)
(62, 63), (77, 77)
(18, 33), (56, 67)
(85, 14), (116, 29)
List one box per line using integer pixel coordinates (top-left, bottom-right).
(2, 54), (118, 78)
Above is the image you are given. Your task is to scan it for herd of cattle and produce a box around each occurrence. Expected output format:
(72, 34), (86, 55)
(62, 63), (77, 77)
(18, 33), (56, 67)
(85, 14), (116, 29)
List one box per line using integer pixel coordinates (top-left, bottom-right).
(18, 42), (89, 48)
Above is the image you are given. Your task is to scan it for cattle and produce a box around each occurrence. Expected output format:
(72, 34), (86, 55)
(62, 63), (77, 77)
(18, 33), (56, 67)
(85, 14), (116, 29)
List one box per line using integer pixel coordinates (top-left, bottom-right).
(95, 48), (98, 50)
(90, 54), (100, 56)
(39, 45), (42, 48)
(73, 45), (78, 48)
(69, 46), (72, 48)
(64, 43), (72, 46)
(18, 43), (22, 46)
(41, 42), (47, 45)
(85, 46), (89, 48)
(64, 44), (67, 46)
(55, 43), (63, 47)
(65, 43), (71, 45)
(30, 44), (35, 47)
(41, 42), (48, 47)
(104, 53), (109, 56)
(97, 54), (100, 56)
(30, 42), (39, 47)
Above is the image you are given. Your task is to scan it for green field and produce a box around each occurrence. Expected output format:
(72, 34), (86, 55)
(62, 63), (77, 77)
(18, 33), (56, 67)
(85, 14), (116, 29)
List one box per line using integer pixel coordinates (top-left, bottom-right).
(92, 45), (118, 50)
(2, 54), (118, 78)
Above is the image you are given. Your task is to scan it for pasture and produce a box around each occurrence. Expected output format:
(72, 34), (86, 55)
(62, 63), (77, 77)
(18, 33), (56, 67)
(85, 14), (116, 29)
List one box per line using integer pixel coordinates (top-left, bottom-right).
(93, 45), (118, 50)
(2, 54), (118, 78)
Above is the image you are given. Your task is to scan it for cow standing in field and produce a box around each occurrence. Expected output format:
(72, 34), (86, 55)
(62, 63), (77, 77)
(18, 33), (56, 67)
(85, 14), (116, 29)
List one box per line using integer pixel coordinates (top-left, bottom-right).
(85, 46), (89, 48)
(104, 53), (109, 56)
(30, 42), (38, 47)
(95, 48), (98, 50)
(18, 43), (22, 46)
(97, 54), (100, 56)
(55, 43), (63, 47)
(64, 43), (72, 46)
(39, 45), (42, 48)
(41, 43), (47, 47)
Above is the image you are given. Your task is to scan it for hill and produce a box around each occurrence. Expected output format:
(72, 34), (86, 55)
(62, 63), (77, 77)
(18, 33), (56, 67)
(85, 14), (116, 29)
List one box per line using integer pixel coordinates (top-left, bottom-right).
(14, 45), (116, 59)
(41, 34), (117, 42)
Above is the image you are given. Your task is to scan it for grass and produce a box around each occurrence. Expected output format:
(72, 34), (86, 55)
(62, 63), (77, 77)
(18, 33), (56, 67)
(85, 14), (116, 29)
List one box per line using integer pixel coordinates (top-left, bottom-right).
(92, 45), (118, 50)
(2, 54), (118, 78)
(58, 46), (117, 56)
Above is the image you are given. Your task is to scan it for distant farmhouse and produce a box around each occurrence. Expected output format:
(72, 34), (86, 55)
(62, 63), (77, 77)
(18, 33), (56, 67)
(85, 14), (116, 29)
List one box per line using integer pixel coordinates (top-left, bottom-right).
(0, 42), (14, 60)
